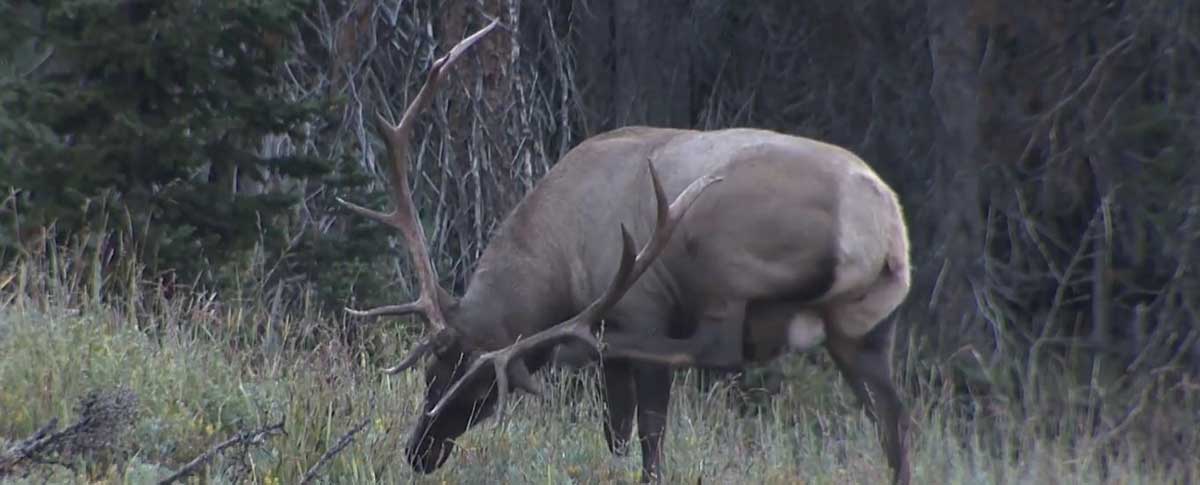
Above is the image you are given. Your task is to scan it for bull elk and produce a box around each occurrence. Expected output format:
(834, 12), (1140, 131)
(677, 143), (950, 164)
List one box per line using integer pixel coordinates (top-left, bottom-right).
(343, 20), (913, 485)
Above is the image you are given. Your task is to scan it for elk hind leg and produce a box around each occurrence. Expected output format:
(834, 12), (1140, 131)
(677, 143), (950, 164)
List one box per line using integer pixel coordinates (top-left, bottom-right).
(825, 318), (911, 485)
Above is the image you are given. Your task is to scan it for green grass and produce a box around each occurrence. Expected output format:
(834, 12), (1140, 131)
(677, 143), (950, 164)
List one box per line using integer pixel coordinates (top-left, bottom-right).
(0, 253), (1197, 484)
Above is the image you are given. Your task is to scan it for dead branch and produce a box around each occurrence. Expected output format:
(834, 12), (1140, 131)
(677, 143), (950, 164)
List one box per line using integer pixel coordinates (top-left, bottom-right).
(0, 419), (62, 476)
(298, 416), (371, 485)
(157, 418), (286, 485)
(0, 388), (138, 478)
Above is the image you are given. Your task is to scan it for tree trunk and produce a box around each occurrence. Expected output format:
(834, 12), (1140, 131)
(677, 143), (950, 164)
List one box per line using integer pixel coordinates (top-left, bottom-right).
(572, 0), (694, 132)
(923, 0), (989, 346)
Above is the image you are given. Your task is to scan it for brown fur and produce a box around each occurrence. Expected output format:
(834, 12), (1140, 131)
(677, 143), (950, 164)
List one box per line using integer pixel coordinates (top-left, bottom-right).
(411, 126), (913, 484)
(453, 127), (910, 343)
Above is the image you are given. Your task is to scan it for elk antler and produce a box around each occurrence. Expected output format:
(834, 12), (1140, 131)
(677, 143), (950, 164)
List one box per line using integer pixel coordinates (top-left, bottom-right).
(338, 19), (501, 373)
(427, 163), (722, 420)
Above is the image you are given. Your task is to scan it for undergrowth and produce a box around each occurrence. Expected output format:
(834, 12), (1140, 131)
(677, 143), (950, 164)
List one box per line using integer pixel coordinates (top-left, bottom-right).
(0, 247), (1197, 484)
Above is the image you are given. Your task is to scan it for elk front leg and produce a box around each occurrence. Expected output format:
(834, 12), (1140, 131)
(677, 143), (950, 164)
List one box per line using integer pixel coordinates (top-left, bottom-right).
(688, 299), (746, 369)
(599, 359), (637, 456)
(599, 300), (747, 369)
(634, 363), (672, 483)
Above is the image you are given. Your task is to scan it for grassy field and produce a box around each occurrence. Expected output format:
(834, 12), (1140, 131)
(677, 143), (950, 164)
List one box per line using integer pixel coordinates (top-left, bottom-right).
(1, 252), (1197, 484)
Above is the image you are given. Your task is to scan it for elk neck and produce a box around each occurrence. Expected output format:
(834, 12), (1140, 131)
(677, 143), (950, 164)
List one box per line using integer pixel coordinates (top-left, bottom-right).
(448, 240), (577, 352)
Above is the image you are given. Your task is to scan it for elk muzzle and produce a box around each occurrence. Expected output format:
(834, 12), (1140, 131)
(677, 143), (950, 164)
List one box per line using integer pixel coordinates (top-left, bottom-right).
(406, 430), (455, 473)
(405, 405), (467, 473)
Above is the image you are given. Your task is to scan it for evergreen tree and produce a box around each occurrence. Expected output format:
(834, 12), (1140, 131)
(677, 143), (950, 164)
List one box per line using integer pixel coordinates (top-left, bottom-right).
(0, 0), (390, 308)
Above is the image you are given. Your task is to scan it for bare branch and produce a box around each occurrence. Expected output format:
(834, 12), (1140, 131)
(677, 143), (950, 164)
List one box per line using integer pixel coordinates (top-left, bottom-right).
(298, 417), (372, 485)
(1, 388), (139, 478)
(0, 419), (61, 476)
(157, 419), (286, 485)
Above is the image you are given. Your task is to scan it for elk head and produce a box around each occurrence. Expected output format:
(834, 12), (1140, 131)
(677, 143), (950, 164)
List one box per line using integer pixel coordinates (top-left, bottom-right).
(338, 20), (720, 473)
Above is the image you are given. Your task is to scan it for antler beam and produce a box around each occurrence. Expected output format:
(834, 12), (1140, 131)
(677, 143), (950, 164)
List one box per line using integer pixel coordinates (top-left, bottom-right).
(338, 19), (500, 369)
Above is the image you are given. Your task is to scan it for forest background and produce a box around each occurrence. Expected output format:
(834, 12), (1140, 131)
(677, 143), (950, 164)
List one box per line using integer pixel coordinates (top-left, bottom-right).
(1, 1), (1197, 483)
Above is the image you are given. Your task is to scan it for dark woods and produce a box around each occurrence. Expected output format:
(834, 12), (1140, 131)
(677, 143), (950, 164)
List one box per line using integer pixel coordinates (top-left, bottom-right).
(2, 0), (1197, 407)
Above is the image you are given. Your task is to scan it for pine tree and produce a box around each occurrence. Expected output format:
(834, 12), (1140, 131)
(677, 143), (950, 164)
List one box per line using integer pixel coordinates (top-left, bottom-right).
(0, 0), (386, 303)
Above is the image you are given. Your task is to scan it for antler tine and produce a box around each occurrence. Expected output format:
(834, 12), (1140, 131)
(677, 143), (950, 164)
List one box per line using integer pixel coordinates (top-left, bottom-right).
(337, 20), (499, 336)
(343, 302), (423, 318)
(390, 19), (500, 142)
(382, 334), (439, 375)
(426, 165), (722, 419)
(424, 232), (635, 420)
(576, 162), (721, 324)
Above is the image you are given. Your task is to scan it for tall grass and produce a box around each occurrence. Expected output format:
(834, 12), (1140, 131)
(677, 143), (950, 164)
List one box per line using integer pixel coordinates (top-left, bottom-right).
(0, 244), (1197, 484)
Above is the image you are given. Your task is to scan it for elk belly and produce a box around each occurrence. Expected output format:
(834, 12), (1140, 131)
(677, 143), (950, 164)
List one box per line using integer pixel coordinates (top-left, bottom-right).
(786, 310), (826, 352)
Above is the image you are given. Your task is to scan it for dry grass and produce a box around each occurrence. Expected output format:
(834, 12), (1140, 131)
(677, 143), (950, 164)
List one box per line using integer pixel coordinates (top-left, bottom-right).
(0, 249), (1197, 485)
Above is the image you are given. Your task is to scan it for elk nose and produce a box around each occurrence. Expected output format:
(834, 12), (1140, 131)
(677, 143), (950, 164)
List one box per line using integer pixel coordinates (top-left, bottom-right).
(406, 436), (454, 474)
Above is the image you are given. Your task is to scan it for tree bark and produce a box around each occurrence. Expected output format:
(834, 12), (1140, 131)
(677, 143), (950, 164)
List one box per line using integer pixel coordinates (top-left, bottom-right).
(611, 0), (693, 127)
(923, 0), (990, 343)
(573, 0), (694, 132)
